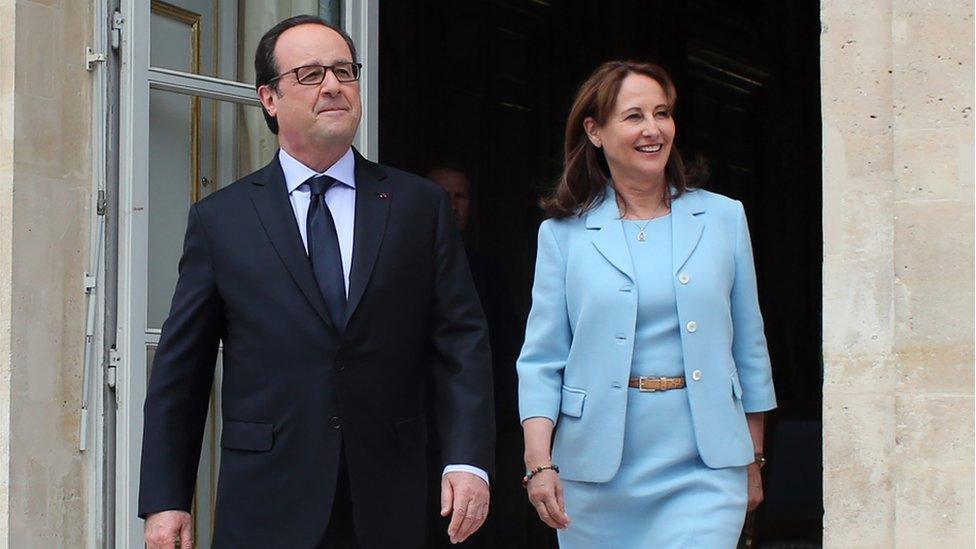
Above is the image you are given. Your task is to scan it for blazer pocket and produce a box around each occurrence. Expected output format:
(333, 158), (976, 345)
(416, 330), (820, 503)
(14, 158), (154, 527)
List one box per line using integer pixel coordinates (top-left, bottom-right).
(221, 420), (274, 452)
(394, 414), (428, 448)
(730, 370), (744, 400)
(560, 385), (587, 418)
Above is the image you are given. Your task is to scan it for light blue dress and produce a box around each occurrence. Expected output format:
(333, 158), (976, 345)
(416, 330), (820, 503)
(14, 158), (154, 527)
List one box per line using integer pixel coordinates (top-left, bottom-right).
(557, 215), (748, 549)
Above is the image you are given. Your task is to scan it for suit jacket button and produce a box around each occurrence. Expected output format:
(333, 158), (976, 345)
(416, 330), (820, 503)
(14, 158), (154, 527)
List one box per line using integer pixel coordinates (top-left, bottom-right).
(691, 370), (703, 381)
(329, 416), (341, 429)
(678, 273), (690, 284)
(334, 360), (345, 371)
(686, 321), (698, 333)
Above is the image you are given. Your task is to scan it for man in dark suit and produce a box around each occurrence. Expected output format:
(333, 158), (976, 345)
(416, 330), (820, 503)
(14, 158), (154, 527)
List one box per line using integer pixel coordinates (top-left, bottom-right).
(139, 15), (494, 549)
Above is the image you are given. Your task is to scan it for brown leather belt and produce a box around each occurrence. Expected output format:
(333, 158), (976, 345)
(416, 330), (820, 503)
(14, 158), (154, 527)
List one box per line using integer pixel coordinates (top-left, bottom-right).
(628, 376), (686, 392)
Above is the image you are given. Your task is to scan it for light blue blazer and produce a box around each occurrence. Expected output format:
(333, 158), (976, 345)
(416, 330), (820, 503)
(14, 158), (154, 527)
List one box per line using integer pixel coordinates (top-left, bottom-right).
(517, 187), (777, 482)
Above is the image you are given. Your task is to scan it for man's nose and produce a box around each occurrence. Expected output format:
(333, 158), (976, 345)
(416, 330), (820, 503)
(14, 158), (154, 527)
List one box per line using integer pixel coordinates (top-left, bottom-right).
(319, 69), (342, 95)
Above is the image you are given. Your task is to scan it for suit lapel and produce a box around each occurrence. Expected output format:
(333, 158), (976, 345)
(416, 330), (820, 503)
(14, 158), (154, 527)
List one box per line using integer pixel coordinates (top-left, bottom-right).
(671, 189), (706, 275)
(249, 157), (335, 330)
(586, 188), (635, 283)
(345, 151), (391, 323)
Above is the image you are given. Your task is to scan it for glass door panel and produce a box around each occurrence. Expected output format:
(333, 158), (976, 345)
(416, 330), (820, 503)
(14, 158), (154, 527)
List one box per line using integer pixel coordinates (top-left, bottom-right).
(146, 94), (272, 549)
(147, 93), (274, 327)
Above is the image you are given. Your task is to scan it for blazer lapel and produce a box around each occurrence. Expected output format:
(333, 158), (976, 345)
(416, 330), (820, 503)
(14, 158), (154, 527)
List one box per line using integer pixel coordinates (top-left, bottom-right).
(671, 189), (706, 274)
(586, 188), (635, 283)
(345, 151), (391, 323)
(249, 157), (334, 330)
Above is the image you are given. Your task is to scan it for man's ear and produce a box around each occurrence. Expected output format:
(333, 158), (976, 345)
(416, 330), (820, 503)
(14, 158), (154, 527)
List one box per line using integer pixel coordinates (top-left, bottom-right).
(257, 85), (278, 118)
(583, 117), (601, 148)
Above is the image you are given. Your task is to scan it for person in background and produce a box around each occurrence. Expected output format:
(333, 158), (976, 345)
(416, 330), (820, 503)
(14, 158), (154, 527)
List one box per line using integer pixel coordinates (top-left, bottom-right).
(428, 167), (473, 233)
(426, 166), (527, 548)
(516, 60), (776, 548)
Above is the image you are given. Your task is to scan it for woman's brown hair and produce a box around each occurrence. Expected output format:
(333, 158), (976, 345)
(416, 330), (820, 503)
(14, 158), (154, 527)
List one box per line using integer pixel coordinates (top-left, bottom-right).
(542, 61), (703, 219)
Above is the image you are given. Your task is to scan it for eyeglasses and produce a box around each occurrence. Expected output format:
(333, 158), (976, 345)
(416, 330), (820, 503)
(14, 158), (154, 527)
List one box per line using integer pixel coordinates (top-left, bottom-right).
(267, 62), (363, 86)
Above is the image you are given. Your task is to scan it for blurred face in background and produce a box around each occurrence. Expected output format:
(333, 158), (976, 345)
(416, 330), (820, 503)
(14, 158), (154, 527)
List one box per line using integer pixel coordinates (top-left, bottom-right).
(428, 168), (472, 231)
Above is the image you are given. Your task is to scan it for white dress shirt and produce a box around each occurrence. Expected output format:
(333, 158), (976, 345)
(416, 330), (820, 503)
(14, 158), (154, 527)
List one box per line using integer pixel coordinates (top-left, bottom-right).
(279, 147), (357, 292)
(278, 148), (489, 486)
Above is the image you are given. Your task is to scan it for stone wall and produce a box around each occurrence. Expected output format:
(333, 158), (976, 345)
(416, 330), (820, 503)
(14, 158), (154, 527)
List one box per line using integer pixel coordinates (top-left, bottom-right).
(822, 0), (974, 547)
(0, 0), (93, 546)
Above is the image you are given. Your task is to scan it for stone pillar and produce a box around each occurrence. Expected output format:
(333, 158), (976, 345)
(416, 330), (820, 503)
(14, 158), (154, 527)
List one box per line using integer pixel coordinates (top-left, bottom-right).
(0, 0), (93, 546)
(822, 1), (974, 547)
(0, 0), (15, 542)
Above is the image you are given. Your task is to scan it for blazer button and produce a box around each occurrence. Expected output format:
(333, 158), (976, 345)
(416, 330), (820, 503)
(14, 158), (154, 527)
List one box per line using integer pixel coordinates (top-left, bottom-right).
(686, 321), (698, 333)
(329, 416), (342, 430)
(678, 273), (690, 284)
(691, 370), (702, 381)
(334, 360), (346, 372)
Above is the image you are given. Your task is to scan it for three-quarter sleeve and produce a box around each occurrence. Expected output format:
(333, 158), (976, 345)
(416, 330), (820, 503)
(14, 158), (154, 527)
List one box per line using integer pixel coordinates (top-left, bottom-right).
(730, 201), (777, 413)
(517, 221), (573, 423)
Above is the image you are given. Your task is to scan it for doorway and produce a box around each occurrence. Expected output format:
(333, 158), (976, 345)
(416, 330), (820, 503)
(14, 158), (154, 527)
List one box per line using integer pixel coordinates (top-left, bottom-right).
(379, 1), (823, 547)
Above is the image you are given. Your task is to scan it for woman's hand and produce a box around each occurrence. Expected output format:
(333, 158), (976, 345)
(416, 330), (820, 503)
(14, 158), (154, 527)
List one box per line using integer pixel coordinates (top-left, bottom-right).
(745, 413), (766, 512)
(521, 418), (570, 529)
(525, 469), (571, 530)
(747, 463), (764, 511)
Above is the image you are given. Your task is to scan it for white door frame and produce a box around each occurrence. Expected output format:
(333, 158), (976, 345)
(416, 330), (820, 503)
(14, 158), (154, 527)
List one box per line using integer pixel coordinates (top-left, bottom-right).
(114, 2), (378, 546)
(345, 0), (379, 159)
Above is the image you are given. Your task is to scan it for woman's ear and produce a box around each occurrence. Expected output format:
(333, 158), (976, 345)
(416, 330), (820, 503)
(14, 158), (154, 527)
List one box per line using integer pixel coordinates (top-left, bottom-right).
(583, 117), (602, 148)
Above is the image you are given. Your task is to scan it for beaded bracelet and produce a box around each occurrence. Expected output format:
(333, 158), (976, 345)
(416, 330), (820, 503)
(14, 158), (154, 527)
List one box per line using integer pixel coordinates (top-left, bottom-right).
(522, 464), (560, 488)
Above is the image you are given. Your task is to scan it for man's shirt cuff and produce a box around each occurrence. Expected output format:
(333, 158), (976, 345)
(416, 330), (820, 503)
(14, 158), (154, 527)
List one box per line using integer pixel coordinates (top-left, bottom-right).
(442, 464), (490, 486)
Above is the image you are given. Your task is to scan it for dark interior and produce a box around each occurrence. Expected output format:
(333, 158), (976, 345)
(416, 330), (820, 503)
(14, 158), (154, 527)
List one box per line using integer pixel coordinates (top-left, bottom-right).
(379, 2), (823, 547)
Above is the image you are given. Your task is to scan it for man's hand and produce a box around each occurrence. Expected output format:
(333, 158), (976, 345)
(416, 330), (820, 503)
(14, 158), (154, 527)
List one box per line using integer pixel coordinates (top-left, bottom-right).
(747, 463), (764, 511)
(440, 471), (490, 544)
(145, 509), (193, 549)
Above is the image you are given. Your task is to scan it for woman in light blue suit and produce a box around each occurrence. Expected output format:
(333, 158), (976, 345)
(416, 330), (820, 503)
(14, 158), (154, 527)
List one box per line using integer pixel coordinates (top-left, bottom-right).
(517, 61), (777, 548)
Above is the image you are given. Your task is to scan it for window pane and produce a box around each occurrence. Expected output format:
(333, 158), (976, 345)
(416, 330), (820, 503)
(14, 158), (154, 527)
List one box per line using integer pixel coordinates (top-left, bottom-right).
(149, 0), (343, 82)
(239, 1), (307, 82)
(150, 1), (209, 75)
(319, 0), (342, 25)
(147, 91), (277, 330)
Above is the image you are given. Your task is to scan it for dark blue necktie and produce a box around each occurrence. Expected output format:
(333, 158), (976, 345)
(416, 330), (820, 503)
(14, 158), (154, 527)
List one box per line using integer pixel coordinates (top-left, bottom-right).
(306, 175), (346, 332)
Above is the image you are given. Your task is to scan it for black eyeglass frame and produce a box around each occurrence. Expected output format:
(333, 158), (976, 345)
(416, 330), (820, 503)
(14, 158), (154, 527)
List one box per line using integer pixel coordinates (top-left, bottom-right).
(266, 62), (363, 87)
